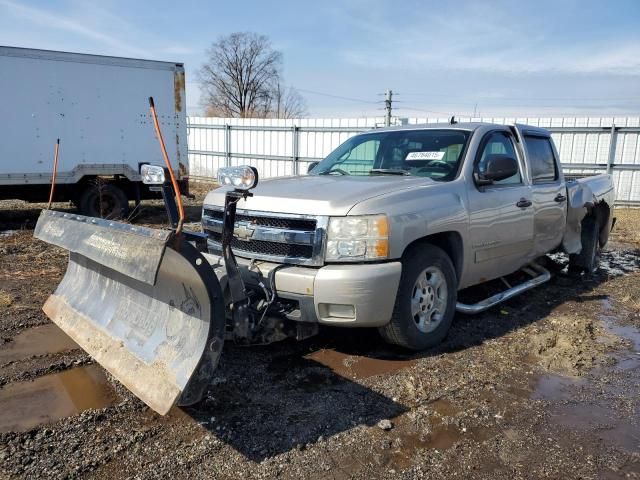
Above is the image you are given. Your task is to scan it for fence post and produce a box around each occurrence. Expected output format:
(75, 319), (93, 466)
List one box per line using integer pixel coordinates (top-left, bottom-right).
(225, 124), (231, 167)
(606, 123), (617, 174)
(292, 125), (299, 175)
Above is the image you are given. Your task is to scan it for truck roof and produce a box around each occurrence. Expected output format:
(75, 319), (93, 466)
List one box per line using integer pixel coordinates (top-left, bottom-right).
(367, 122), (550, 136)
(0, 45), (183, 71)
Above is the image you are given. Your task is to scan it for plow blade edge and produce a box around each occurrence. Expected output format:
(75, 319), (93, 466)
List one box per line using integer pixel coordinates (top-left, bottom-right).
(34, 210), (225, 415)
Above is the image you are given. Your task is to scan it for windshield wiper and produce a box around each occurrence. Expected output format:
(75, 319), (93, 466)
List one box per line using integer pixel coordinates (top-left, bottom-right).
(369, 168), (410, 176)
(318, 167), (350, 176)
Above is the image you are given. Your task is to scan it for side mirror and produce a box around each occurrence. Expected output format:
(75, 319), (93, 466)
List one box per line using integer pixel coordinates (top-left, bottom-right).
(475, 154), (518, 185)
(307, 161), (319, 174)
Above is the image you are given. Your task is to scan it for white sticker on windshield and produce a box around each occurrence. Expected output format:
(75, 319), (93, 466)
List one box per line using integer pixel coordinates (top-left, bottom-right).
(405, 151), (445, 161)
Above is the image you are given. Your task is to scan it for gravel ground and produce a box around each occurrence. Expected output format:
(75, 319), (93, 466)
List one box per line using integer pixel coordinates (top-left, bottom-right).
(0, 199), (639, 479)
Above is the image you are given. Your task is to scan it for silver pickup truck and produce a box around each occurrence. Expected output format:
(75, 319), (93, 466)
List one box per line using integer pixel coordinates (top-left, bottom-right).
(34, 120), (616, 414)
(202, 122), (615, 350)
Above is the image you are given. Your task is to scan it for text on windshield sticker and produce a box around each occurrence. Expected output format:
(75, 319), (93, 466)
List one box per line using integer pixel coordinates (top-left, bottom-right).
(405, 151), (445, 161)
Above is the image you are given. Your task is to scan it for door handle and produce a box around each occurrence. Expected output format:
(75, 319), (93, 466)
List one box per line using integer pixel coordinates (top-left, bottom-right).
(554, 194), (567, 203)
(516, 198), (532, 208)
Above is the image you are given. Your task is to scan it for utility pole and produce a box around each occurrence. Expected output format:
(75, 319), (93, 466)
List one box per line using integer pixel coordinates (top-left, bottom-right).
(384, 89), (393, 127)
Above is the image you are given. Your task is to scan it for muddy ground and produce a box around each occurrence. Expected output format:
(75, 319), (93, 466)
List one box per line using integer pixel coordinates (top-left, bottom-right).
(0, 198), (639, 479)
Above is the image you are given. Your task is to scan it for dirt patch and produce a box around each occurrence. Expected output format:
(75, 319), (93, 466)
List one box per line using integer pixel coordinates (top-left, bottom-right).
(0, 290), (13, 308)
(611, 208), (640, 245)
(0, 202), (639, 479)
(529, 313), (621, 375)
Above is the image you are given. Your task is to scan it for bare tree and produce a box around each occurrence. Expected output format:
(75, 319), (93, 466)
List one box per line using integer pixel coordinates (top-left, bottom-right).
(199, 32), (307, 118)
(271, 82), (307, 119)
(198, 32), (281, 118)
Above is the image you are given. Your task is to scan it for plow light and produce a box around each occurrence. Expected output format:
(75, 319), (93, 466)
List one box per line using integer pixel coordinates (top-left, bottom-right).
(141, 164), (166, 185)
(217, 165), (259, 191)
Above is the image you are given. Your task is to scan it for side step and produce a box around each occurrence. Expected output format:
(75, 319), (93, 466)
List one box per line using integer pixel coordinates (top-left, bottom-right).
(456, 262), (551, 314)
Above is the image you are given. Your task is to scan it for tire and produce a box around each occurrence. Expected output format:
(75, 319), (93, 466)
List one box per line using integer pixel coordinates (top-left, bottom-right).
(568, 217), (601, 276)
(79, 183), (129, 219)
(379, 244), (457, 350)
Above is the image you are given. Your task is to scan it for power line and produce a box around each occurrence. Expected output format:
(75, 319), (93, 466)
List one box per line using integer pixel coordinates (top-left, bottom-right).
(397, 105), (475, 117)
(295, 88), (379, 105)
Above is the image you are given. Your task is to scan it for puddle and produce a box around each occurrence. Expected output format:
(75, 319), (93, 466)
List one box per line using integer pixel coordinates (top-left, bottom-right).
(599, 249), (640, 277)
(0, 324), (79, 364)
(0, 230), (17, 238)
(547, 249), (640, 278)
(378, 411), (496, 470)
(599, 297), (640, 371)
(0, 364), (117, 432)
(531, 374), (582, 402)
(531, 302), (640, 453)
(305, 349), (417, 380)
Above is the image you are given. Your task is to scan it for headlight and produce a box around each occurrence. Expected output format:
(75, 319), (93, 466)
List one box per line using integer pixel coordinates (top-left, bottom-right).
(140, 164), (165, 185)
(326, 214), (389, 261)
(217, 165), (259, 190)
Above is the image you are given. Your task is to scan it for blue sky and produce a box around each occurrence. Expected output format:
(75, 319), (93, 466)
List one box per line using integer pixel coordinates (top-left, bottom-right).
(2, 0), (640, 118)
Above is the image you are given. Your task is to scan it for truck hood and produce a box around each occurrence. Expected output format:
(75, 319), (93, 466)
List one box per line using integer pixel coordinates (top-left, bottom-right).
(203, 175), (435, 215)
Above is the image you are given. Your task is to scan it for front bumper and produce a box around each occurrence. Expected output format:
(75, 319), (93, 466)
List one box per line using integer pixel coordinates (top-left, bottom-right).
(203, 253), (401, 327)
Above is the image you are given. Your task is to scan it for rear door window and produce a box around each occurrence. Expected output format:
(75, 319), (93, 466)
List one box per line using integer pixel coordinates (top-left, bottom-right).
(525, 136), (558, 184)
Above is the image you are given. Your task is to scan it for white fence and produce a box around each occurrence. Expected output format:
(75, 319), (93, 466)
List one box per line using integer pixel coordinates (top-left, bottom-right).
(187, 116), (640, 205)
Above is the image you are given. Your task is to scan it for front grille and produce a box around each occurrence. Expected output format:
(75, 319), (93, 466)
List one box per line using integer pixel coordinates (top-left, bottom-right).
(203, 209), (316, 231)
(207, 231), (314, 259)
(203, 207), (322, 263)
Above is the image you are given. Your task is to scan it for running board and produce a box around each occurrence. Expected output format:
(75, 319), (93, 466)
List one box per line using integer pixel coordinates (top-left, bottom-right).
(455, 262), (551, 314)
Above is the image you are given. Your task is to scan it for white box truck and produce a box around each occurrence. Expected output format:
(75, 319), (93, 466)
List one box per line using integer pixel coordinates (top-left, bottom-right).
(0, 46), (188, 218)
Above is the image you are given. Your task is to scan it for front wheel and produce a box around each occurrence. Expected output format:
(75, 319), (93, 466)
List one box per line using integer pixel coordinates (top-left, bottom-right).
(379, 244), (457, 350)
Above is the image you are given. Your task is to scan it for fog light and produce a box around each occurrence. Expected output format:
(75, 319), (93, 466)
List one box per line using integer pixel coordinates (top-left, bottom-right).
(318, 303), (356, 319)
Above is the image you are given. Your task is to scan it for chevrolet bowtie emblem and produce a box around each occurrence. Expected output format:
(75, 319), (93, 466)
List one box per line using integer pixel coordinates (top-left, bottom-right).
(233, 221), (256, 241)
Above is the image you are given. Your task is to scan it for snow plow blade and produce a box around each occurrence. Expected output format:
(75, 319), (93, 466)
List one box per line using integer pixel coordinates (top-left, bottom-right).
(34, 209), (225, 415)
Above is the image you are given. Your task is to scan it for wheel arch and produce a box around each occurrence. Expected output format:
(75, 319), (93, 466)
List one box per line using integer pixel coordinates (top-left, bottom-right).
(401, 231), (463, 285)
(584, 199), (612, 247)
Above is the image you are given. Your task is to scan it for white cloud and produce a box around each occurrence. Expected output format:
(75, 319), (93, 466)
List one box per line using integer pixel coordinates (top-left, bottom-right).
(337, 2), (640, 76)
(0, 0), (148, 57)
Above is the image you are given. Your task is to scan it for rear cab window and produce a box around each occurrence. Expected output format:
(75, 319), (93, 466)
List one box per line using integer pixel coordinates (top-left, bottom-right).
(524, 135), (559, 184)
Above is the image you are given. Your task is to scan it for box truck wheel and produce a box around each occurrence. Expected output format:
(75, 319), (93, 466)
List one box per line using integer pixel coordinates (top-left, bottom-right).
(379, 245), (457, 350)
(79, 183), (129, 219)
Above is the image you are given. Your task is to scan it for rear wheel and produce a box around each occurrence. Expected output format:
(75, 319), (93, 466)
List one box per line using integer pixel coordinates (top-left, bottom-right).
(379, 244), (457, 350)
(569, 217), (601, 276)
(79, 183), (129, 219)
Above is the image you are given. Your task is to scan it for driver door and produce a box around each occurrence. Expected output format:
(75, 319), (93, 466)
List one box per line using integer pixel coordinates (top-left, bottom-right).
(466, 130), (534, 286)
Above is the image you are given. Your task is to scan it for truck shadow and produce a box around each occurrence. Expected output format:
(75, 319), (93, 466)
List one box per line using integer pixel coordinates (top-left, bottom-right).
(184, 344), (408, 462)
(183, 247), (640, 462)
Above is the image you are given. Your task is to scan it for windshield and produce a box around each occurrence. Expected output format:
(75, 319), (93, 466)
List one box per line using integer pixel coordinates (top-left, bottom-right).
(310, 129), (471, 181)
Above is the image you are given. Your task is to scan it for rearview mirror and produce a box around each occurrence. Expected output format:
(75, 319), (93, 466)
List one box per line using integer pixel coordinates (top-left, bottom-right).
(475, 154), (518, 185)
(307, 161), (319, 174)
